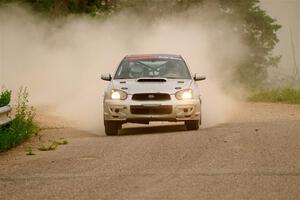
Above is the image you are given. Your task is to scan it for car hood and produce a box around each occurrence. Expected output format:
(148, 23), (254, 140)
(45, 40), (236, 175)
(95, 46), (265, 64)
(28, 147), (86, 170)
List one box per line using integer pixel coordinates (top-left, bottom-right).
(112, 79), (192, 94)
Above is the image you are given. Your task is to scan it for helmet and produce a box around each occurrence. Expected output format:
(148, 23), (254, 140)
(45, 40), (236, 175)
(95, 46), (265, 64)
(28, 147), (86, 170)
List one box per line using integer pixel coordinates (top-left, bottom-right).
(129, 65), (143, 78)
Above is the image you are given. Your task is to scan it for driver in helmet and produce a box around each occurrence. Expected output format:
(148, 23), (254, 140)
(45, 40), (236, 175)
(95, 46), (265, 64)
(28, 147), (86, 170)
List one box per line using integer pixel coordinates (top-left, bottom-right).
(129, 63), (144, 78)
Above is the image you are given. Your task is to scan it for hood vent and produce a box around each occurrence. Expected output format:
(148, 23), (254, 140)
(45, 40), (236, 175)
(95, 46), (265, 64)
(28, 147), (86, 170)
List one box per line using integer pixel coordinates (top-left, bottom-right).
(137, 78), (167, 82)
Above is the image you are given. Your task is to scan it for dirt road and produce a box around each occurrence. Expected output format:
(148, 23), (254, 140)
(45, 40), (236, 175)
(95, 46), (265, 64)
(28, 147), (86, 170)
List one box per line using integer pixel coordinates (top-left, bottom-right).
(0, 103), (299, 200)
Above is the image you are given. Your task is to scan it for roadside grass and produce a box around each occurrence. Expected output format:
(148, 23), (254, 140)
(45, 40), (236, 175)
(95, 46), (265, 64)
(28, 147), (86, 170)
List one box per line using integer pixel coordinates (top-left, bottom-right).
(57, 139), (68, 145)
(0, 88), (39, 152)
(249, 88), (300, 104)
(38, 139), (68, 151)
(25, 147), (35, 156)
(38, 142), (58, 151)
(0, 90), (11, 107)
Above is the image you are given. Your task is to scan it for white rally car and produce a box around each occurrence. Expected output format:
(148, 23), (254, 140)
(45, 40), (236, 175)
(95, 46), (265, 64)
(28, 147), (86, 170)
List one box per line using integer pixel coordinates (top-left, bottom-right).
(101, 54), (206, 136)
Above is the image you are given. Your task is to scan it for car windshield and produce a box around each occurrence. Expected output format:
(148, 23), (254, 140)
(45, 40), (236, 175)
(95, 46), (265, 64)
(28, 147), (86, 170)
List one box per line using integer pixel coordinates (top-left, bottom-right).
(114, 58), (191, 79)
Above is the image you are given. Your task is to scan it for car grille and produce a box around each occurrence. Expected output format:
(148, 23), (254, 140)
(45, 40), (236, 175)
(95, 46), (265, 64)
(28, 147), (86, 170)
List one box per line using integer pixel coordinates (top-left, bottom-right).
(130, 105), (173, 115)
(132, 93), (171, 101)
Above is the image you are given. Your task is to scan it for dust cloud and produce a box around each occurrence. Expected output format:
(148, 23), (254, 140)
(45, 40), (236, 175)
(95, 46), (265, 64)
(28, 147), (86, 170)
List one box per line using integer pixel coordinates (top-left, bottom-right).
(0, 4), (248, 133)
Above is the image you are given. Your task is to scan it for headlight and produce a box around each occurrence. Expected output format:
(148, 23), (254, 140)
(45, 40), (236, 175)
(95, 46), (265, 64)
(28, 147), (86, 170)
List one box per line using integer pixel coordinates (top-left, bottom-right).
(175, 89), (193, 100)
(111, 89), (128, 100)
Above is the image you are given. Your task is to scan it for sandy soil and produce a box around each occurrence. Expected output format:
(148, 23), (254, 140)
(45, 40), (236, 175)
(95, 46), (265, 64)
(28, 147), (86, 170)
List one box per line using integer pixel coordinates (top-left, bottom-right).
(0, 102), (299, 200)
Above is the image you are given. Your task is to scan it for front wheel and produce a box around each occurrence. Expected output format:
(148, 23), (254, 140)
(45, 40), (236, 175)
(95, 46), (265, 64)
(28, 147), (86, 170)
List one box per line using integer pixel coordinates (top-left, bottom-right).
(185, 120), (200, 130)
(104, 121), (121, 136)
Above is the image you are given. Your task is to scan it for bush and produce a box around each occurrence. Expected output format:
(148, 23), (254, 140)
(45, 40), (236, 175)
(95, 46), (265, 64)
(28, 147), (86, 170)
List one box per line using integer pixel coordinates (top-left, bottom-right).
(249, 88), (300, 104)
(0, 88), (38, 152)
(0, 90), (12, 107)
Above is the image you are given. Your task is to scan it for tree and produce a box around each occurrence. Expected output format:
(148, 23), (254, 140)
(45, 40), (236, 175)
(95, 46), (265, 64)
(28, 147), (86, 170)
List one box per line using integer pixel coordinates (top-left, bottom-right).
(218, 0), (281, 87)
(0, 0), (117, 16)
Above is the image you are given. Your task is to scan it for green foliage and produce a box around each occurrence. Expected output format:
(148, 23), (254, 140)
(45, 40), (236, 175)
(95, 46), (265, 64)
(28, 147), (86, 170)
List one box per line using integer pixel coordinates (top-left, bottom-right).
(0, 88), (38, 152)
(0, 0), (53, 14)
(38, 139), (68, 151)
(249, 88), (300, 104)
(4, 0), (118, 16)
(220, 0), (282, 87)
(66, 0), (117, 16)
(29, 0), (53, 13)
(26, 146), (35, 155)
(38, 141), (58, 151)
(56, 139), (68, 145)
(119, 0), (204, 17)
(0, 90), (12, 107)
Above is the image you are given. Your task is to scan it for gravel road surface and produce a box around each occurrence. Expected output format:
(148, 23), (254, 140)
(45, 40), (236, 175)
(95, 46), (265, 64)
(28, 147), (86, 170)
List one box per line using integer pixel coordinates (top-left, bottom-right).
(0, 103), (299, 200)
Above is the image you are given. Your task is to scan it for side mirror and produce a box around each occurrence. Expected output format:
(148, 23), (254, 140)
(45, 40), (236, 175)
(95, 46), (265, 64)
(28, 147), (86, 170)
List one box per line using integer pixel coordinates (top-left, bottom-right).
(194, 74), (206, 81)
(101, 73), (112, 81)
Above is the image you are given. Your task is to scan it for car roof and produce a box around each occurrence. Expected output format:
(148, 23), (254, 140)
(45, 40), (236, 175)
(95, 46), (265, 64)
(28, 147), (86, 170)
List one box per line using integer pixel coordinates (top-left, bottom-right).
(125, 54), (182, 60)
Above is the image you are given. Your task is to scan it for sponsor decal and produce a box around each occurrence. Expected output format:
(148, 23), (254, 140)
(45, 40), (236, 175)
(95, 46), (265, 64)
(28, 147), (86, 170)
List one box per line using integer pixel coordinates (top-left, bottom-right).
(158, 56), (181, 60)
(126, 56), (159, 60)
(126, 55), (181, 60)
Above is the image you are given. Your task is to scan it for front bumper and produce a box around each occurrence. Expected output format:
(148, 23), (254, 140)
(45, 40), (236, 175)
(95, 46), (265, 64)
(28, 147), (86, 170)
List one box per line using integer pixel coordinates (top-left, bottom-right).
(103, 95), (201, 123)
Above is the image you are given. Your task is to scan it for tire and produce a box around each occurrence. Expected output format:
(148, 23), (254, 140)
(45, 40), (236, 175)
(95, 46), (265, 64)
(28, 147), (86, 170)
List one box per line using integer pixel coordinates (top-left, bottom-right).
(104, 121), (121, 136)
(185, 120), (200, 130)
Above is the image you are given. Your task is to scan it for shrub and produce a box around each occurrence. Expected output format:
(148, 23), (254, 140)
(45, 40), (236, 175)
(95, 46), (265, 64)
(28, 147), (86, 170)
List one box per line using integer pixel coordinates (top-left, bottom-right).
(0, 90), (12, 107)
(0, 88), (38, 152)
